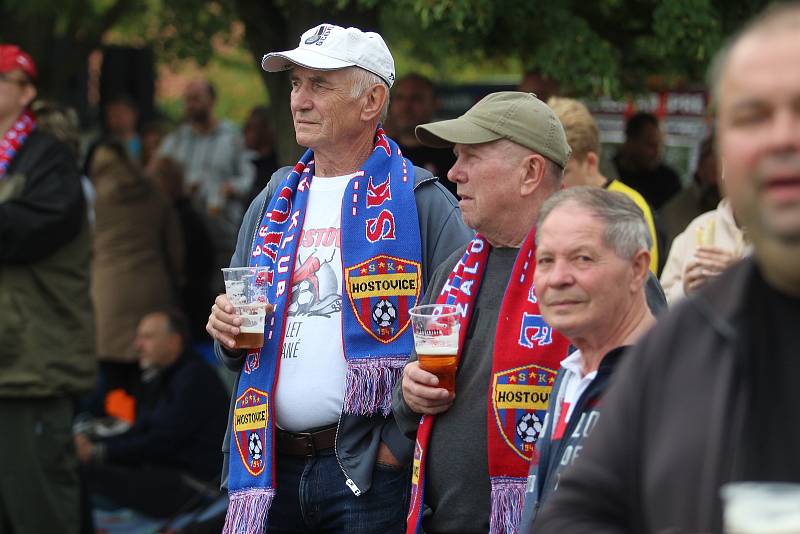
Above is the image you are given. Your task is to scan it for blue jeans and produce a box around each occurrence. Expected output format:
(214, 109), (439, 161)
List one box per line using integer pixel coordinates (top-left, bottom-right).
(266, 449), (409, 533)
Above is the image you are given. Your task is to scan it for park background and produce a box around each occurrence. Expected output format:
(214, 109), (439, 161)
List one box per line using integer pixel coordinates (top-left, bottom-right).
(1, 0), (775, 178)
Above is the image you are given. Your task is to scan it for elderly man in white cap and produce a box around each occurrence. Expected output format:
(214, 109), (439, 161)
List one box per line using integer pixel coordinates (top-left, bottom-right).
(206, 23), (472, 533)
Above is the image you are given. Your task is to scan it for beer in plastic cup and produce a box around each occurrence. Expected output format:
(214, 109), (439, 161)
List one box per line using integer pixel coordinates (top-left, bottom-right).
(409, 304), (460, 394)
(222, 267), (269, 350)
(722, 482), (800, 534)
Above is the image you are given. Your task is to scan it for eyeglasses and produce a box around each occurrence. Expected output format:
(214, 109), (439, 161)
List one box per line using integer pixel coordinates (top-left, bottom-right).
(0, 72), (30, 86)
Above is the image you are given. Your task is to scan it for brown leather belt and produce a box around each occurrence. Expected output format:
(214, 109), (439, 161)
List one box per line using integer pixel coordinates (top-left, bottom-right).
(275, 426), (337, 456)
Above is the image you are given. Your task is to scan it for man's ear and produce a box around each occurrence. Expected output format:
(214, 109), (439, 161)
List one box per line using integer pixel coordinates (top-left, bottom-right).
(586, 151), (600, 174)
(629, 249), (651, 292)
(362, 83), (388, 122)
(520, 153), (546, 197)
(21, 84), (37, 109)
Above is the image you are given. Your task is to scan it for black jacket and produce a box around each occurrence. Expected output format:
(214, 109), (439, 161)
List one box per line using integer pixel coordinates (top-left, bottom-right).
(535, 258), (759, 533)
(100, 353), (229, 482)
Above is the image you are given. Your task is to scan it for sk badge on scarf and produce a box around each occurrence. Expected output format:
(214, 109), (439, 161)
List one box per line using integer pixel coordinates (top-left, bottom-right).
(345, 254), (421, 344)
(492, 364), (557, 461)
(233, 387), (270, 477)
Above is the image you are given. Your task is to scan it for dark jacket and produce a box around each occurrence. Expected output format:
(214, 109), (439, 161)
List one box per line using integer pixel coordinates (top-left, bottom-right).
(520, 347), (627, 532)
(215, 165), (473, 494)
(100, 352), (229, 482)
(535, 258), (758, 533)
(0, 129), (95, 397)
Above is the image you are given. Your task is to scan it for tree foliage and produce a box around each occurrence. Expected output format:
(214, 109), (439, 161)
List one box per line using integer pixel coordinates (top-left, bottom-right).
(387, 0), (769, 96)
(1, 0), (772, 161)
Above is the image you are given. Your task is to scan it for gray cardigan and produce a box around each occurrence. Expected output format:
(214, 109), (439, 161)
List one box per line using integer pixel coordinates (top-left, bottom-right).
(215, 165), (473, 494)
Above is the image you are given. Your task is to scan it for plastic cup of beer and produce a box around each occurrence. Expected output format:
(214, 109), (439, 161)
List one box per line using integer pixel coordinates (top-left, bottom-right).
(722, 482), (800, 534)
(409, 304), (460, 394)
(221, 266), (269, 350)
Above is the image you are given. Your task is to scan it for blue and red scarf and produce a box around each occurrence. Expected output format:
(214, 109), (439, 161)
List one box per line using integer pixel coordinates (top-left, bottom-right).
(0, 109), (35, 180)
(223, 128), (422, 533)
(407, 232), (569, 534)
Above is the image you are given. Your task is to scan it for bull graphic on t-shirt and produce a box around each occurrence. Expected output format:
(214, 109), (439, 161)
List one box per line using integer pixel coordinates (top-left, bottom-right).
(288, 249), (342, 317)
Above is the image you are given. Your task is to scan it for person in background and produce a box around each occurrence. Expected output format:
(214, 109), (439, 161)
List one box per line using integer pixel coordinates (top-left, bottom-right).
(613, 111), (682, 210)
(85, 138), (185, 400)
(158, 78), (253, 225)
(519, 187), (655, 531)
(659, 193), (751, 305)
(386, 72), (457, 197)
(548, 96), (661, 275)
(517, 69), (560, 103)
(660, 134), (722, 247)
(75, 310), (229, 519)
(149, 156), (216, 344)
(103, 94), (142, 163)
(0, 43), (95, 533)
(242, 105), (279, 207)
(535, 3), (800, 530)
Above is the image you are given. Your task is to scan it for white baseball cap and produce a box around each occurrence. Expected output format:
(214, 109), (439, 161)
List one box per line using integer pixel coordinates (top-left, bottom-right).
(261, 23), (395, 88)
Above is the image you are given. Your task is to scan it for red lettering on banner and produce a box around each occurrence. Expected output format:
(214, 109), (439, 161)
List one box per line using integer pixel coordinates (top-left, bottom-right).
(366, 174), (392, 208)
(365, 210), (396, 242)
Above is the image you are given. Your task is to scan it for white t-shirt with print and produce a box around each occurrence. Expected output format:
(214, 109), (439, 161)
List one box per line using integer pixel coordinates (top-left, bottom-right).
(275, 174), (354, 431)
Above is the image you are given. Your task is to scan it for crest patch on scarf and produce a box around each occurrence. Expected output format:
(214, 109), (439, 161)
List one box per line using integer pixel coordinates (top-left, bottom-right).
(492, 365), (557, 461)
(233, 387), (270, 477)
(344, 254), (421, 343)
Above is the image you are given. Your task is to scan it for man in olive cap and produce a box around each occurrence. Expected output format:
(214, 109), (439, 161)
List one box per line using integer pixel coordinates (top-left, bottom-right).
(392, 91), (574, 533)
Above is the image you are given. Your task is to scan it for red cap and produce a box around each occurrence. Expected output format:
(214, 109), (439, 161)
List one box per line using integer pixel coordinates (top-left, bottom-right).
(0, 45), (37, 81)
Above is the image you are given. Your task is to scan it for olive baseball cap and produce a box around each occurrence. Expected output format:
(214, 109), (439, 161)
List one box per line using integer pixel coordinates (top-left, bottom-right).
(415, 91), (571, 168)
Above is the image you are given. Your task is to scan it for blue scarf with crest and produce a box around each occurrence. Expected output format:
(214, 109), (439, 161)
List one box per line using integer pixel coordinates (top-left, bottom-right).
(223, 128), (422, 533)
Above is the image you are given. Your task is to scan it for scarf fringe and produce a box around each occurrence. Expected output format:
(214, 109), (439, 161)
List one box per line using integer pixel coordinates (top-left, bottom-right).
(343, 357), (406, 416)
(222, 487), (274, 534)
(489, 476), (525, 534)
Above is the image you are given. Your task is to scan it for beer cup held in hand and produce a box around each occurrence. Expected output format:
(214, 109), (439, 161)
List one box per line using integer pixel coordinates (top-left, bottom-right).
(410, 304), (460, 394)
(222, 267), (269, 349)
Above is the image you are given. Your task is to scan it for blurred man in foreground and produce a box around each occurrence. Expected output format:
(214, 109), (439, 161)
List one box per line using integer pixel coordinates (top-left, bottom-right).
(536, 3), (800, 531)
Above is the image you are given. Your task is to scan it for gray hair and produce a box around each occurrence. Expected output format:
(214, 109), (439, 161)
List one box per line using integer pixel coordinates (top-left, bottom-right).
(708, 2), (800, 108)
(535, 187), (652, 259)
(348, 67), (390, 122)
